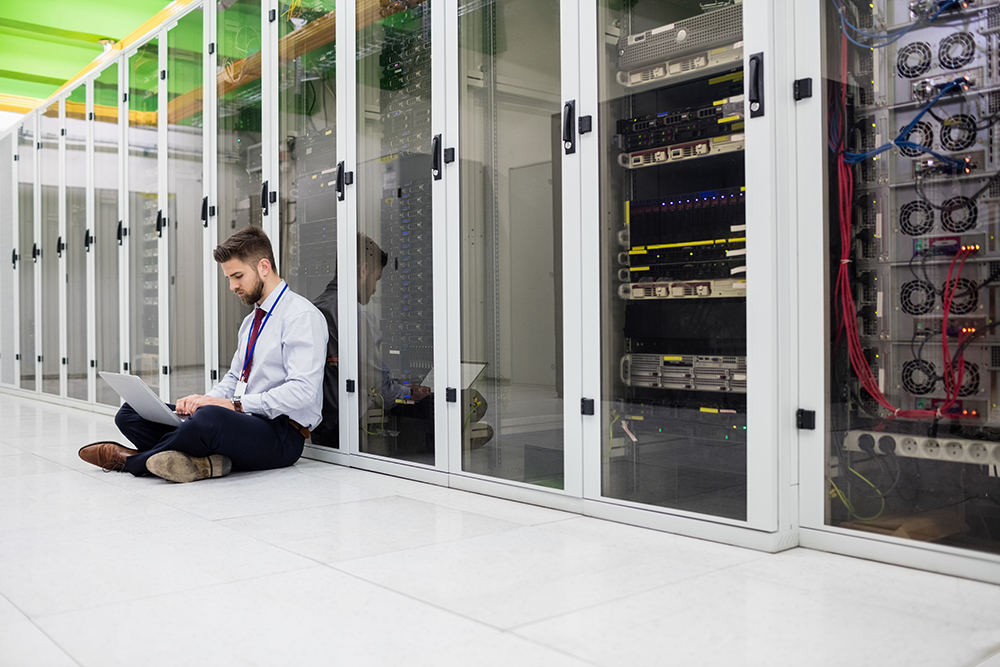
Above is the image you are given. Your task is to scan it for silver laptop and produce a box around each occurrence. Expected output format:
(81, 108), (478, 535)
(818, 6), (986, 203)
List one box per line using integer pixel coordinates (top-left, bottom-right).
(99, 372), (187, 427)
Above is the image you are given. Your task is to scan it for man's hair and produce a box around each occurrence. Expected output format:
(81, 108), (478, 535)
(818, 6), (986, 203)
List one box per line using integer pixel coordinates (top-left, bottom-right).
(358, 233), (388, 274)
(213, 226), (277, 273)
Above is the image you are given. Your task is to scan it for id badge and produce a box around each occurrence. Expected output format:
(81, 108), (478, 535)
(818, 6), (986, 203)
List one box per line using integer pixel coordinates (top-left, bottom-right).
(234, 380), (248, 399)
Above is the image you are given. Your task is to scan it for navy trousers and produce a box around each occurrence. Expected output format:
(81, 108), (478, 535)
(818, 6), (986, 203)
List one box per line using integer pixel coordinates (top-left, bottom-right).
(115, 403), (305, 477)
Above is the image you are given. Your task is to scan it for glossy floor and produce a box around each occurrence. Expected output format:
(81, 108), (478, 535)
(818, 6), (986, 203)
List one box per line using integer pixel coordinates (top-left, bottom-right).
(1, 394), (999, 667)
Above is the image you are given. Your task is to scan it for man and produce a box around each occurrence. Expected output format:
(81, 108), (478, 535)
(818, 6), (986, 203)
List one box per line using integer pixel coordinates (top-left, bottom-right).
(78, 226), (328, 483)
(310, 233), (429, 446)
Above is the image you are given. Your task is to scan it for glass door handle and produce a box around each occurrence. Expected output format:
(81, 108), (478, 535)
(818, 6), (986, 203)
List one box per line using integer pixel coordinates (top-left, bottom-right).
(84, 228), (93, 252)
(156, 210), (164, 237)
(11, 248), (17, 269)
(748, 52), (764, 118)
(32, 242), (39, 263)
(116, 221), (123, 246)
(336, 161), (345, 201)
(563, 100), (576, 155)
(432, 134), (442, 180)
(56, 236), (65, 258)
(201, 196), (209, 228)
(261, 181), (269, 216)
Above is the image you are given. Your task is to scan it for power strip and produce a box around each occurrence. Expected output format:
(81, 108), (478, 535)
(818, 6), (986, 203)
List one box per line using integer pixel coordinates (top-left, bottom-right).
(845, 430), (1000, 466)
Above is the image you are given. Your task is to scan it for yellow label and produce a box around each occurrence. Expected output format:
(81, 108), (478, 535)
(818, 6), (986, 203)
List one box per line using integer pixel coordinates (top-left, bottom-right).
(713, 99), (724, 106)
(629, 416), (645, 421)
(700, 407), (720, 414)
(325, 129), (333, 135)
(732, 121), (745, 131)
(709, 72), (744, 85)
(631, 266), (650, 272)
(718, 115), (740, 124)
(625, 201), (631, 226)
(629, 248), (647, 255)
(663, 356), (683, 361)
(741, 186), (746, 192)
(728, 237), (747, 243)
(650, 239), (715, 249)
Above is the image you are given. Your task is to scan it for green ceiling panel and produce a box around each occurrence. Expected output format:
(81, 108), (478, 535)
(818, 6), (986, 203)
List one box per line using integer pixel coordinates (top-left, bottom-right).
(0, 0), (174, 103)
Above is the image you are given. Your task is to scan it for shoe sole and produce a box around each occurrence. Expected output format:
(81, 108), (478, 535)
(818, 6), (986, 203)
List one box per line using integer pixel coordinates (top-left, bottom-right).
(146, 451), (232, 483)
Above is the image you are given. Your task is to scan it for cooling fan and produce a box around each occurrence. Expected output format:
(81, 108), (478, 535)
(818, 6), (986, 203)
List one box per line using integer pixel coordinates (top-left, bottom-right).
(902, 359), (937, 395)
(900, 121), (934, 157)
(900, 280), (937, 315)
(899, 200), (934, 236)
(943, 277), (978, 314)
(940, 196), (978, 233)
(940, 114), (977, 152)
(896, 41), (933, 78)
(938, 32), (976, 70)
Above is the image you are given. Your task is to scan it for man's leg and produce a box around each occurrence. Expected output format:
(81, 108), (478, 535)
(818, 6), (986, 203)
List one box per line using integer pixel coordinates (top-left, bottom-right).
(125, 405), (304, 476)
(115, 402), (178, 452)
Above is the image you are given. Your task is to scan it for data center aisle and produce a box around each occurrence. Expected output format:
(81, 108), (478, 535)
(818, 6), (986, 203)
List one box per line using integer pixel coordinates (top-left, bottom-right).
(0, 394), (999, 667)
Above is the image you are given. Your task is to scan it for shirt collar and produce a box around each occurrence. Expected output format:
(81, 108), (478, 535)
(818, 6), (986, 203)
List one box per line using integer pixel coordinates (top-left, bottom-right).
(258, 279), (287, 312)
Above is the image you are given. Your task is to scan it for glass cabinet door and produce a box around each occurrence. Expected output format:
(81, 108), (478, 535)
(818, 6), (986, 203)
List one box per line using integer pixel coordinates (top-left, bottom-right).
(216, 0), (262, 371)
(0, 133), (14, 387)
(65, 85), (88, 401)
(457, 0), (565, 487)
(355, 1), (435, 464)
(17, 120), (35, 392)
(594, 1), (749, 520)
(167, 10), (207, 399)
(39, 101), (60, 397)
(278, 0), (339, 446)
(94, 63), (121, 406)
(128, 40), (161, 393)
(814, 1), (1000, 556)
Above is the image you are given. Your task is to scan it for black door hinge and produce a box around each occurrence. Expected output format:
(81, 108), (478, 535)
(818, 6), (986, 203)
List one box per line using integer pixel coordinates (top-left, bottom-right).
(211, 369), (218, 380)
(793, 78), (813, 101)
(90, 360), (96, 368)
(579, 115), (593, 134)
(269, 8), (277, 21)
(123, 362), (129, 371)
(446, 387), (457, 403)
(346, 379), (356, 393)
(797, 409), (816, 430)
(581, 398), (595, 415)
(162, 366), (168, 375)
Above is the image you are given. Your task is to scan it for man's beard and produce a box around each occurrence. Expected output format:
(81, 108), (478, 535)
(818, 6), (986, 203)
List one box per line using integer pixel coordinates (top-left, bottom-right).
(239, 271), (264, 306)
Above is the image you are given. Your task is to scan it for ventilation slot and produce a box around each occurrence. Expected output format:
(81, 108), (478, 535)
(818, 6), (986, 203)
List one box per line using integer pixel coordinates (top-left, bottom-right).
(900, 280), (936, 315)
(940, 114), (977, 152)
(940, 196), (978, 232)
(899, 200), (934, 236)
(902, 359), (937, 395)
(897, 42), (933, 78)
(939, 32), (976, 70)
(900, 121), (933, 157)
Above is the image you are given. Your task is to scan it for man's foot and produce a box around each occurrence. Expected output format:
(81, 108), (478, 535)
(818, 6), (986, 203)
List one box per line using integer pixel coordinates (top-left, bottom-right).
(78, 442), (137, 472)
(146, 451), (232, 483)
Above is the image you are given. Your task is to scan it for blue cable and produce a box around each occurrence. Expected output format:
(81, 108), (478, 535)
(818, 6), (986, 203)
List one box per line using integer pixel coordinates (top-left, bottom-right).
(832, 0), (962, 49)
(843, 77), (969, 168)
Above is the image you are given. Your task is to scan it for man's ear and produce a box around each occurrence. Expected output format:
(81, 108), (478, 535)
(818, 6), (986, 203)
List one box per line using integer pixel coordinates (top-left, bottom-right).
(258, 257), (272, 277)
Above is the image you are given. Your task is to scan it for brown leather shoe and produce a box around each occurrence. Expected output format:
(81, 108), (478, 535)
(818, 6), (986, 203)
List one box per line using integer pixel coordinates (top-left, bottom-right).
(146, 451), (232, 483)
(78, 441), (137, 472)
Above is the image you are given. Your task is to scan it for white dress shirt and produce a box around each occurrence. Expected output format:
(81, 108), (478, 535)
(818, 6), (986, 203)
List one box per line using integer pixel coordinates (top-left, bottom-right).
(209, 280), (328, 430)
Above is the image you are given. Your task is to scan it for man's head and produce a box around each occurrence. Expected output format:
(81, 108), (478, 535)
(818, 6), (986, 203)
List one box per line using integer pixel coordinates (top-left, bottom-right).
(214, 226), (280, 307)
(357, 233), (388, 305)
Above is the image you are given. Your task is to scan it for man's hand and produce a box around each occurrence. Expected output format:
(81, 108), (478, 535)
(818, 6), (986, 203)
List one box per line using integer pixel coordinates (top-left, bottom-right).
(410, 385), (432, 402)
(175, 394), (237, 415)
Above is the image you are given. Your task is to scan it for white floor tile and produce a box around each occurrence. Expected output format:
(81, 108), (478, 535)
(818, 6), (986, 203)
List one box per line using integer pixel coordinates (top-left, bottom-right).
(221, 495), (523, 563)
(35, 566), (500, 667)
(0, 453), (73, 478)
(0, 619), (78, 667)
(335, 518), (725, 629)
(514, 570), (1000, 667)
(404, 487), (576, 526)
(0, 519), (315, 616)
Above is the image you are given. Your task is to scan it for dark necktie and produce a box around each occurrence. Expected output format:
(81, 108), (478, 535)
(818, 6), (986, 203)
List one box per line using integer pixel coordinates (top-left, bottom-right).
(242, 307), (267, 383)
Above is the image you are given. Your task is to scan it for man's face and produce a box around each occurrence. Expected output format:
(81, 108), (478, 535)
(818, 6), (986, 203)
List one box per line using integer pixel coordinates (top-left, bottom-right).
(359, 260), (383, 305)
(222, 258), (265, 306)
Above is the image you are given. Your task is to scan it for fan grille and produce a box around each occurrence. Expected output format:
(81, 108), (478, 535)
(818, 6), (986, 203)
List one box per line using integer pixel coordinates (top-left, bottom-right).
(944, 277), (979, 314)
(939, 32), (976, 70)
(897, 42), (933, 78)
(940, 114), (977, 152)
(902, 359), (937, 395)
(899, 200), (934, 235)
(940, 196), (978, 232)
(901, 280), (936, 315)
(900, 121), (933, 157)
(959, 361), (980, 397)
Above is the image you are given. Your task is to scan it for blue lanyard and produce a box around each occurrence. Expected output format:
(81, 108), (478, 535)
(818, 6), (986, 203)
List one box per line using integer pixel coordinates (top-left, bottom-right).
(241, 282), (288, 381)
